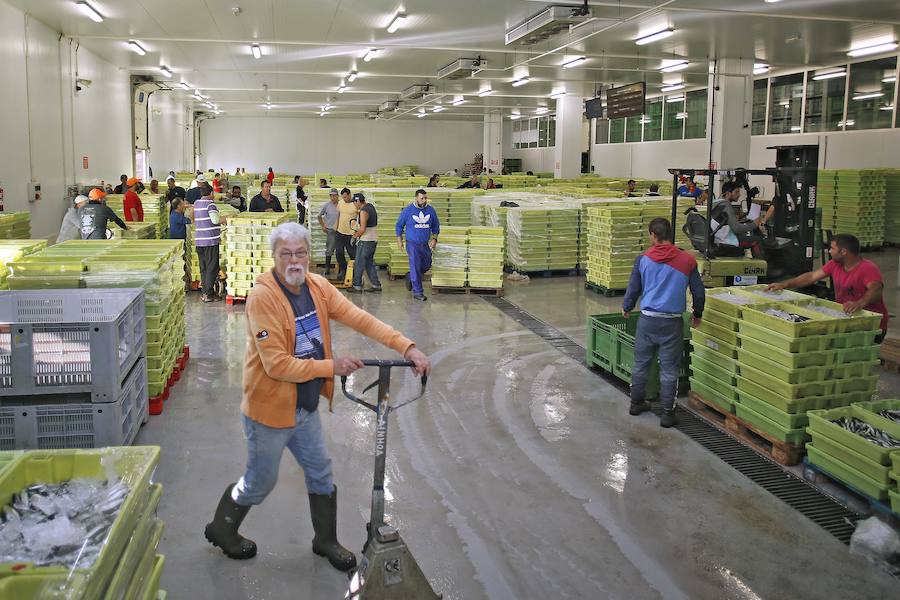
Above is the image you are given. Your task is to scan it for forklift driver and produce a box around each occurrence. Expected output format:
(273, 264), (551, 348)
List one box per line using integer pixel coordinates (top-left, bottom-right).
(709, 181), (765, 259)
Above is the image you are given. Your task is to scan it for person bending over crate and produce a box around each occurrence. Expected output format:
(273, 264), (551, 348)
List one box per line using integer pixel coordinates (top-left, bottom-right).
(622, 218), (705, 428)
(204, 222), (431, 572)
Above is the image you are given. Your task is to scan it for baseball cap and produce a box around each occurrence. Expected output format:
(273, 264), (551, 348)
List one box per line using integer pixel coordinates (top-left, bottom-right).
(88, 188), (106, 200)
(329, 188), (339, 195)
(166, 175), (175, 182)
(352, 192), (365, 202)
(196, 174), (207, 183)
(73, 194), (89, 206)
(126, 177), (141, 186)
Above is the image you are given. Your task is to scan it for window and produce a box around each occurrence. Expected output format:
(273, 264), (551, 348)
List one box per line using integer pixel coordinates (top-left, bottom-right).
(805, 69), (846, 132)
(643, 99), (662, 141)
(512, 115), (556, 148)
(625, 115), (642, 142)
(609, 117), (625, 143)
(684, 90), (708, 139)
(548, 117), (556, 147)
(752, 79), (767, 135)
(538, 118), (549, 147)
(595, 118), (609, 144)
(846, 57), (896, 131)
(768, 73), (803, 134)
(663, 95), (684, 140)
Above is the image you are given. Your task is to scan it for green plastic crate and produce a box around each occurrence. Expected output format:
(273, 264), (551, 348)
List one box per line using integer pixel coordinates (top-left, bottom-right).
(737, 362), (833, 400)
(803, 298), (882, 333)
(124, 522), (164, 600)
(741, 301), (841, 337)
(702, 308), (740, 332)
(829, 361), (877, 379)
(734, 401), (808, 444)
(807, 405), (900, 465)
(690, 329), (738, 358)
(139, 555), (165, 600)
(0, 573), (89, 599)
(852, 399), (900, 435)
(688, 378), (736, 413)
(689, 364), (739, 401)
(807, 445), (890, 501)
(735, 349), (830, 384)
(102, 484), (163, 600)
(689, 343), (738, 372)
(704, 288), (762, 318)
(807, 432), (892, 485)
(689, 353), (737, 386)
(737, 391), (809, 429)
(891, 489), (900, 515)
(695, 320), (739, 346)
(737, 336), (835, 368)
(736, 376), (836, 413)
(832, 375), (878, 395)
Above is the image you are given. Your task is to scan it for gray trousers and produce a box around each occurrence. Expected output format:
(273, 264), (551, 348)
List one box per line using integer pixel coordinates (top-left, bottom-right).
(197, 245), (220, 296)
(631, 314), (684, 411)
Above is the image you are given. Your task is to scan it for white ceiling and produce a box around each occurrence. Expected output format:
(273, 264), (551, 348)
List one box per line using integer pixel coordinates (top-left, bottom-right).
(14, 0), (900, 120)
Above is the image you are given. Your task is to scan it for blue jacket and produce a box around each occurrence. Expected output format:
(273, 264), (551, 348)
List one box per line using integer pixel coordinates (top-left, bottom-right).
(623, 243), (705, 317)
(395, 203), (440, 244)
(169, 211), (191, 240)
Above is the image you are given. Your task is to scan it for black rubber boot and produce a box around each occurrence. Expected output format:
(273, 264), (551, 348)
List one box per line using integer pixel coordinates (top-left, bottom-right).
(660, 410), (676, 428)
(308, 485), (357, 572)
(204, 484), (258, 559)
(629, 400), (650, 416)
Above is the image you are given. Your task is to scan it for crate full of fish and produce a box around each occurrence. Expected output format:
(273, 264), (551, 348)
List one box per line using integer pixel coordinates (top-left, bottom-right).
(0, 446), (160, 598)
(0, 289), (145, 402)
(739, 301), (844, 338)
(807, 406), (900, 467)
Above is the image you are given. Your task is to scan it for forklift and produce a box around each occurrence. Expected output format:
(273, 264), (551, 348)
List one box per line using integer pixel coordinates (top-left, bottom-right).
(669, 144), (820, 287)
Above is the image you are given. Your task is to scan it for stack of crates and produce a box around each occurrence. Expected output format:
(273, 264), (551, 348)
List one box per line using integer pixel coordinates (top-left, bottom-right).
(0, 288), (147, 449)
(466, 226), (504, 290)
(0, 212), (31, 239)
(387, 243), (409, 278)
(817, 170), (837, 232)
(832, 169), (886, 247)
(585, 205), (643, 291)
(427, 191), (451, 225)
(224, 212), (292, 298)
(0, 446), (166, 598)
(690, 286), (881, 448)
(430, 226), (468, 287)
(306, 192), (332, 265)
(116, 222), (157, 239)
(806, 400), (900, 511)
(105, 195), (168, 239)
(884, 169), (900, 245)
(506, 207), (580, 272)
(0, 240), (47, 290)
(373, 194), (406, 266)
(447, 191), (476, 226)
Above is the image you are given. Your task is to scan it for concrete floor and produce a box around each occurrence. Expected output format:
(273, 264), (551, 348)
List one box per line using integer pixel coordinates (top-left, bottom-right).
(137, 249), (900, 600)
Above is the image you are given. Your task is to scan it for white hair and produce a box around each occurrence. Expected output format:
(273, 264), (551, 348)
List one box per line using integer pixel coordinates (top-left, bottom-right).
(269, 222), (310, 253)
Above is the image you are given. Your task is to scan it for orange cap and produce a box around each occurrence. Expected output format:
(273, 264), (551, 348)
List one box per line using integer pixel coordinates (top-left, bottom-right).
(88, 188), (106, 200)
(126, 177), (141, 186)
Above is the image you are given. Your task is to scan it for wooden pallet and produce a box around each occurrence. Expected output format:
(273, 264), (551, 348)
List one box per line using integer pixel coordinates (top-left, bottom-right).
(505, 266), (583, 277)
(584, 281), (626, 297)
(149, 345), (190, 416)
(432, 286), (504, 297)
(801, 458), (898, 523)
(880, 339), (900, 373)
(686, 391), (805, 466)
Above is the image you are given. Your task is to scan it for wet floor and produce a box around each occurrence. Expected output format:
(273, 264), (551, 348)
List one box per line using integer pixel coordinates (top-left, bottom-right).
(138, 249), (900, 600)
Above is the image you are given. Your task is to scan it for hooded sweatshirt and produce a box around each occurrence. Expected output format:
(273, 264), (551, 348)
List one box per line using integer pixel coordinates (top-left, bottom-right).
(395, 202), (440, 244)
(623, 243), (705, 318)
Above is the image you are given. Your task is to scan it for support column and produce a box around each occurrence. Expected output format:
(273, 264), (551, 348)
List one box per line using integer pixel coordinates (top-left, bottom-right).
(554, 95), (583, 178)
(706, 58), (753, 169)
(482, 113), (502, 173)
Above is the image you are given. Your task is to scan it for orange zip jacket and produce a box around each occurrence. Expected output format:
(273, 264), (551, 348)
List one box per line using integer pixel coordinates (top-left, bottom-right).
(241, 271), (415, 428)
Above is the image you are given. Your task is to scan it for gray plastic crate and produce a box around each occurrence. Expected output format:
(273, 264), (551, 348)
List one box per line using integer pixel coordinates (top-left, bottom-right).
(0, 357), (147, 449)
(0, 288), (145, 401)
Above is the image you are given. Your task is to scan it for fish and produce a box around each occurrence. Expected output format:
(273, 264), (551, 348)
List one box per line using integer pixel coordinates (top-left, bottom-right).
(765, 308), (811, 323)
(833, 417), (900, 448)
(877, 409), (900, 424)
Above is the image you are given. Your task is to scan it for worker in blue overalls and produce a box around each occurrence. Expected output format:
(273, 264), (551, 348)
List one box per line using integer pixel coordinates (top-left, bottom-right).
(395, 188), (440, 301)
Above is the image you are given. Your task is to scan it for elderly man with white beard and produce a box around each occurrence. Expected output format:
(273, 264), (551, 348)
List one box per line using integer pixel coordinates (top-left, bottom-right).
(204, 222), (431, 572)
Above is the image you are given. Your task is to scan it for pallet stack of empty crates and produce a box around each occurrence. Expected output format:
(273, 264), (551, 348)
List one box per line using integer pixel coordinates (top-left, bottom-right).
(829, 169), (886, 247)
(0, 212), (31, 239)
(466, 226), (504, 290)
(0, 288), (147, 449)
(373, 193), (407, 266)
(307, 192), (331, 265)
(689, 285), (881, 463)
(885, 169), (900, 245)
(431, 226), (468, 288)
(105, 195), (169, 239)
(585, 204), (643, 292)
(817, 170), (837, 233)
(0, 240), (47, 290)
(506, 207), (580, 273)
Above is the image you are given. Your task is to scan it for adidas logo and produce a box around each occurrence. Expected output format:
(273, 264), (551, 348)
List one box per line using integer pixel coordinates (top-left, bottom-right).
(413, 210), (431, 229)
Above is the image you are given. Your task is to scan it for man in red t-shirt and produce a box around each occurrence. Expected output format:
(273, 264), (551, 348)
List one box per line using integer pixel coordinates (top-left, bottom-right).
(767, 234), (889, 342)
(124, 177), (144, 222)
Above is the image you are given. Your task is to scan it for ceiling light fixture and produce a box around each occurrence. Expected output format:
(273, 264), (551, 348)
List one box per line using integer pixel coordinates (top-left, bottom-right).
(639, 116), (652, 124)
(320, 111), (327, 116)
(879, 105), (895, 111)
(753, 63), (770, 75)
(128, 41), (147, 56)
(561, 56), (587, 69)
(838, 119), (855, 127)
(812, 70), (846, 81)
(790, 125), (801, 131)
(883, 75), (897, 83)
(363, 49), (377, 62)
(251, 44), (262, 59)
(550, 91), (566, 99)
(660, 83), (684, 92)
(635, 27), (675, 46)
(665, 95), (685, 103)
(265, 102), (272, 110)
(511, 76), (531, 87)
(386, 11), (407, 34)
(75, 1), (104, 23)
(847, 41), (898, 58)
(192, 94), (203, 101)
(852, 92), (885, 100)
(417, 111), (427, 118)
(432, 105), (445, 112)
(451, 98), (466, 106)
(179, 82), (190, 90)
(347, 70), (358, 82)
(509, 113), (521, 120)
(675, 111), (688, 119)
(477, 89), (494, 97)
(158, 66), (173, 78)
(338, 84), (346, 93)
(535, 107), (548, 114)
(660, 61), (689, 73)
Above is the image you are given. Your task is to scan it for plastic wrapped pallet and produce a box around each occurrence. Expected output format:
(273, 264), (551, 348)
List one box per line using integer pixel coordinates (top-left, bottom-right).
(0, 212), (31, 240)
(431, 226), (468, 287)
(224, 212), (292, 298)
(467, 226), (504, 289)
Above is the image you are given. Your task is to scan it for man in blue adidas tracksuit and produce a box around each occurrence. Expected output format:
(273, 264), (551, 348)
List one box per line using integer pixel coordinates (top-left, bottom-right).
(395, 189), (440, 301)
(623, 218), (705, 428)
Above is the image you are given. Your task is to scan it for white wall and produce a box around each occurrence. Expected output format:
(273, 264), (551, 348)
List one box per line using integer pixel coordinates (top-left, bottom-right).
(198, 116), (483, 175)
(147, 92), (190, 178)
(504, 147), (556, 173)
(0, 1), (132, 238)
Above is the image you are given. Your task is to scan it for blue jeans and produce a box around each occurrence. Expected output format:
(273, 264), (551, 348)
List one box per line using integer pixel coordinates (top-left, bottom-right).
(631, 314), (684, 412)
(406, 241), (432, 295)
(353, 240), (381, 288)
(232, 409), (334, 506)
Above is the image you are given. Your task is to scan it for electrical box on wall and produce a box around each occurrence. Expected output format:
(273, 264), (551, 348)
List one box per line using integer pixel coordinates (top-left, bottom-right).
(27, 182), (41, 203)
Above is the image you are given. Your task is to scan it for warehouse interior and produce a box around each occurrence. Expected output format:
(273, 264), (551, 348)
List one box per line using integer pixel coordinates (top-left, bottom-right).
(2, 1), (900, 599)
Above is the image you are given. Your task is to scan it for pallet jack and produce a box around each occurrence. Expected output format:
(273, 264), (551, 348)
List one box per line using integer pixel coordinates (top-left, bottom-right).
(340, 360), (442, 600)
(332, 260), (355, 289)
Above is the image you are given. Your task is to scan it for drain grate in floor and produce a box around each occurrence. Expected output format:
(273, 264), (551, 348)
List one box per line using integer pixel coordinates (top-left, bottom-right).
(481, 295), (861, 544)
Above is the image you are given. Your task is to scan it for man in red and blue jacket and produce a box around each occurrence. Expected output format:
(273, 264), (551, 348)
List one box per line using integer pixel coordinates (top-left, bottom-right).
(622, 218), (705, 428)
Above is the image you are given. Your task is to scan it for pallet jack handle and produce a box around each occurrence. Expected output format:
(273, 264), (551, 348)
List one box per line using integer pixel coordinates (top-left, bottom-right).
(340, 360), (428, 412)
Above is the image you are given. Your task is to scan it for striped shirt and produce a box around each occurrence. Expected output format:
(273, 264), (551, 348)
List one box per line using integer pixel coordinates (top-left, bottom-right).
(193, 197), (221, 247)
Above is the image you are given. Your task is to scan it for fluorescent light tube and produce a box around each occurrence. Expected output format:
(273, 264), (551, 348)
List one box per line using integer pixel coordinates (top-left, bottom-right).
(561, 56), (587, 69)
(348, 71), (358, 82)
(753, 63), (769, 75)
(812, 70), (845, 81)
(660, 83), (684, 92)
(666, 95), (685, 103)
(852, 92), (884, 100)
(477, 89), (494, 97)
(179, 82), (191, 90)
(511, 77), (530, 87)
(635, 28), (674, 46)
(363, 49), (377, 62)
(451, 99), (465, 106)
(675, 111), (688, 119)
(883, 75), (897, 83)
(535, 107), (548, 114)
(660, 61), (689, 73)
(550, 91), (566, 99)
(251, 44), (262, 59)
(417, 112), (427, 118)
(76, 1), (103, 23)
(509, 114), (521, 120)
(432, 106), (445, 113)
(847, 41), (898, 58)
(790, 126), (801, 131)
(338, 85), (346, 93)
(159, 66), (173, 78)
(386, 12), (406, 33)
(128, 41), (147, 56)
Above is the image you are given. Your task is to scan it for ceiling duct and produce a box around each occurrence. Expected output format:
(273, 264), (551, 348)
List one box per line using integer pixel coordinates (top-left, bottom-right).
(380, 100), (401, 113)
(400, 84), (432, 100)
(437, 57), (486, 80)
(505, 4), (593, 46)
(366, 111), (381, 120)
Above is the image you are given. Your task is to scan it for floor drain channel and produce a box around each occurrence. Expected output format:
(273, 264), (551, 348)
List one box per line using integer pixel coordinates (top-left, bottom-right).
(481, 295), (861, 545)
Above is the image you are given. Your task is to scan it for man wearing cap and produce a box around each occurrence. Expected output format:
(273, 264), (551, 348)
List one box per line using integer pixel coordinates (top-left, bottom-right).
(396, 189), (440, 301)
(123, 178), (144, 222)
(166, 176), (187, 203)
(186, 174), (206, 205)
(334, 188), (358, 282)
(317, 189), (340, 278)
(113, 174), (128, 194)
(249, 181), (285, 213)
(77, 188), (128, 240)
(349, 193), (381, 293)
(57, 194), (89, 243)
